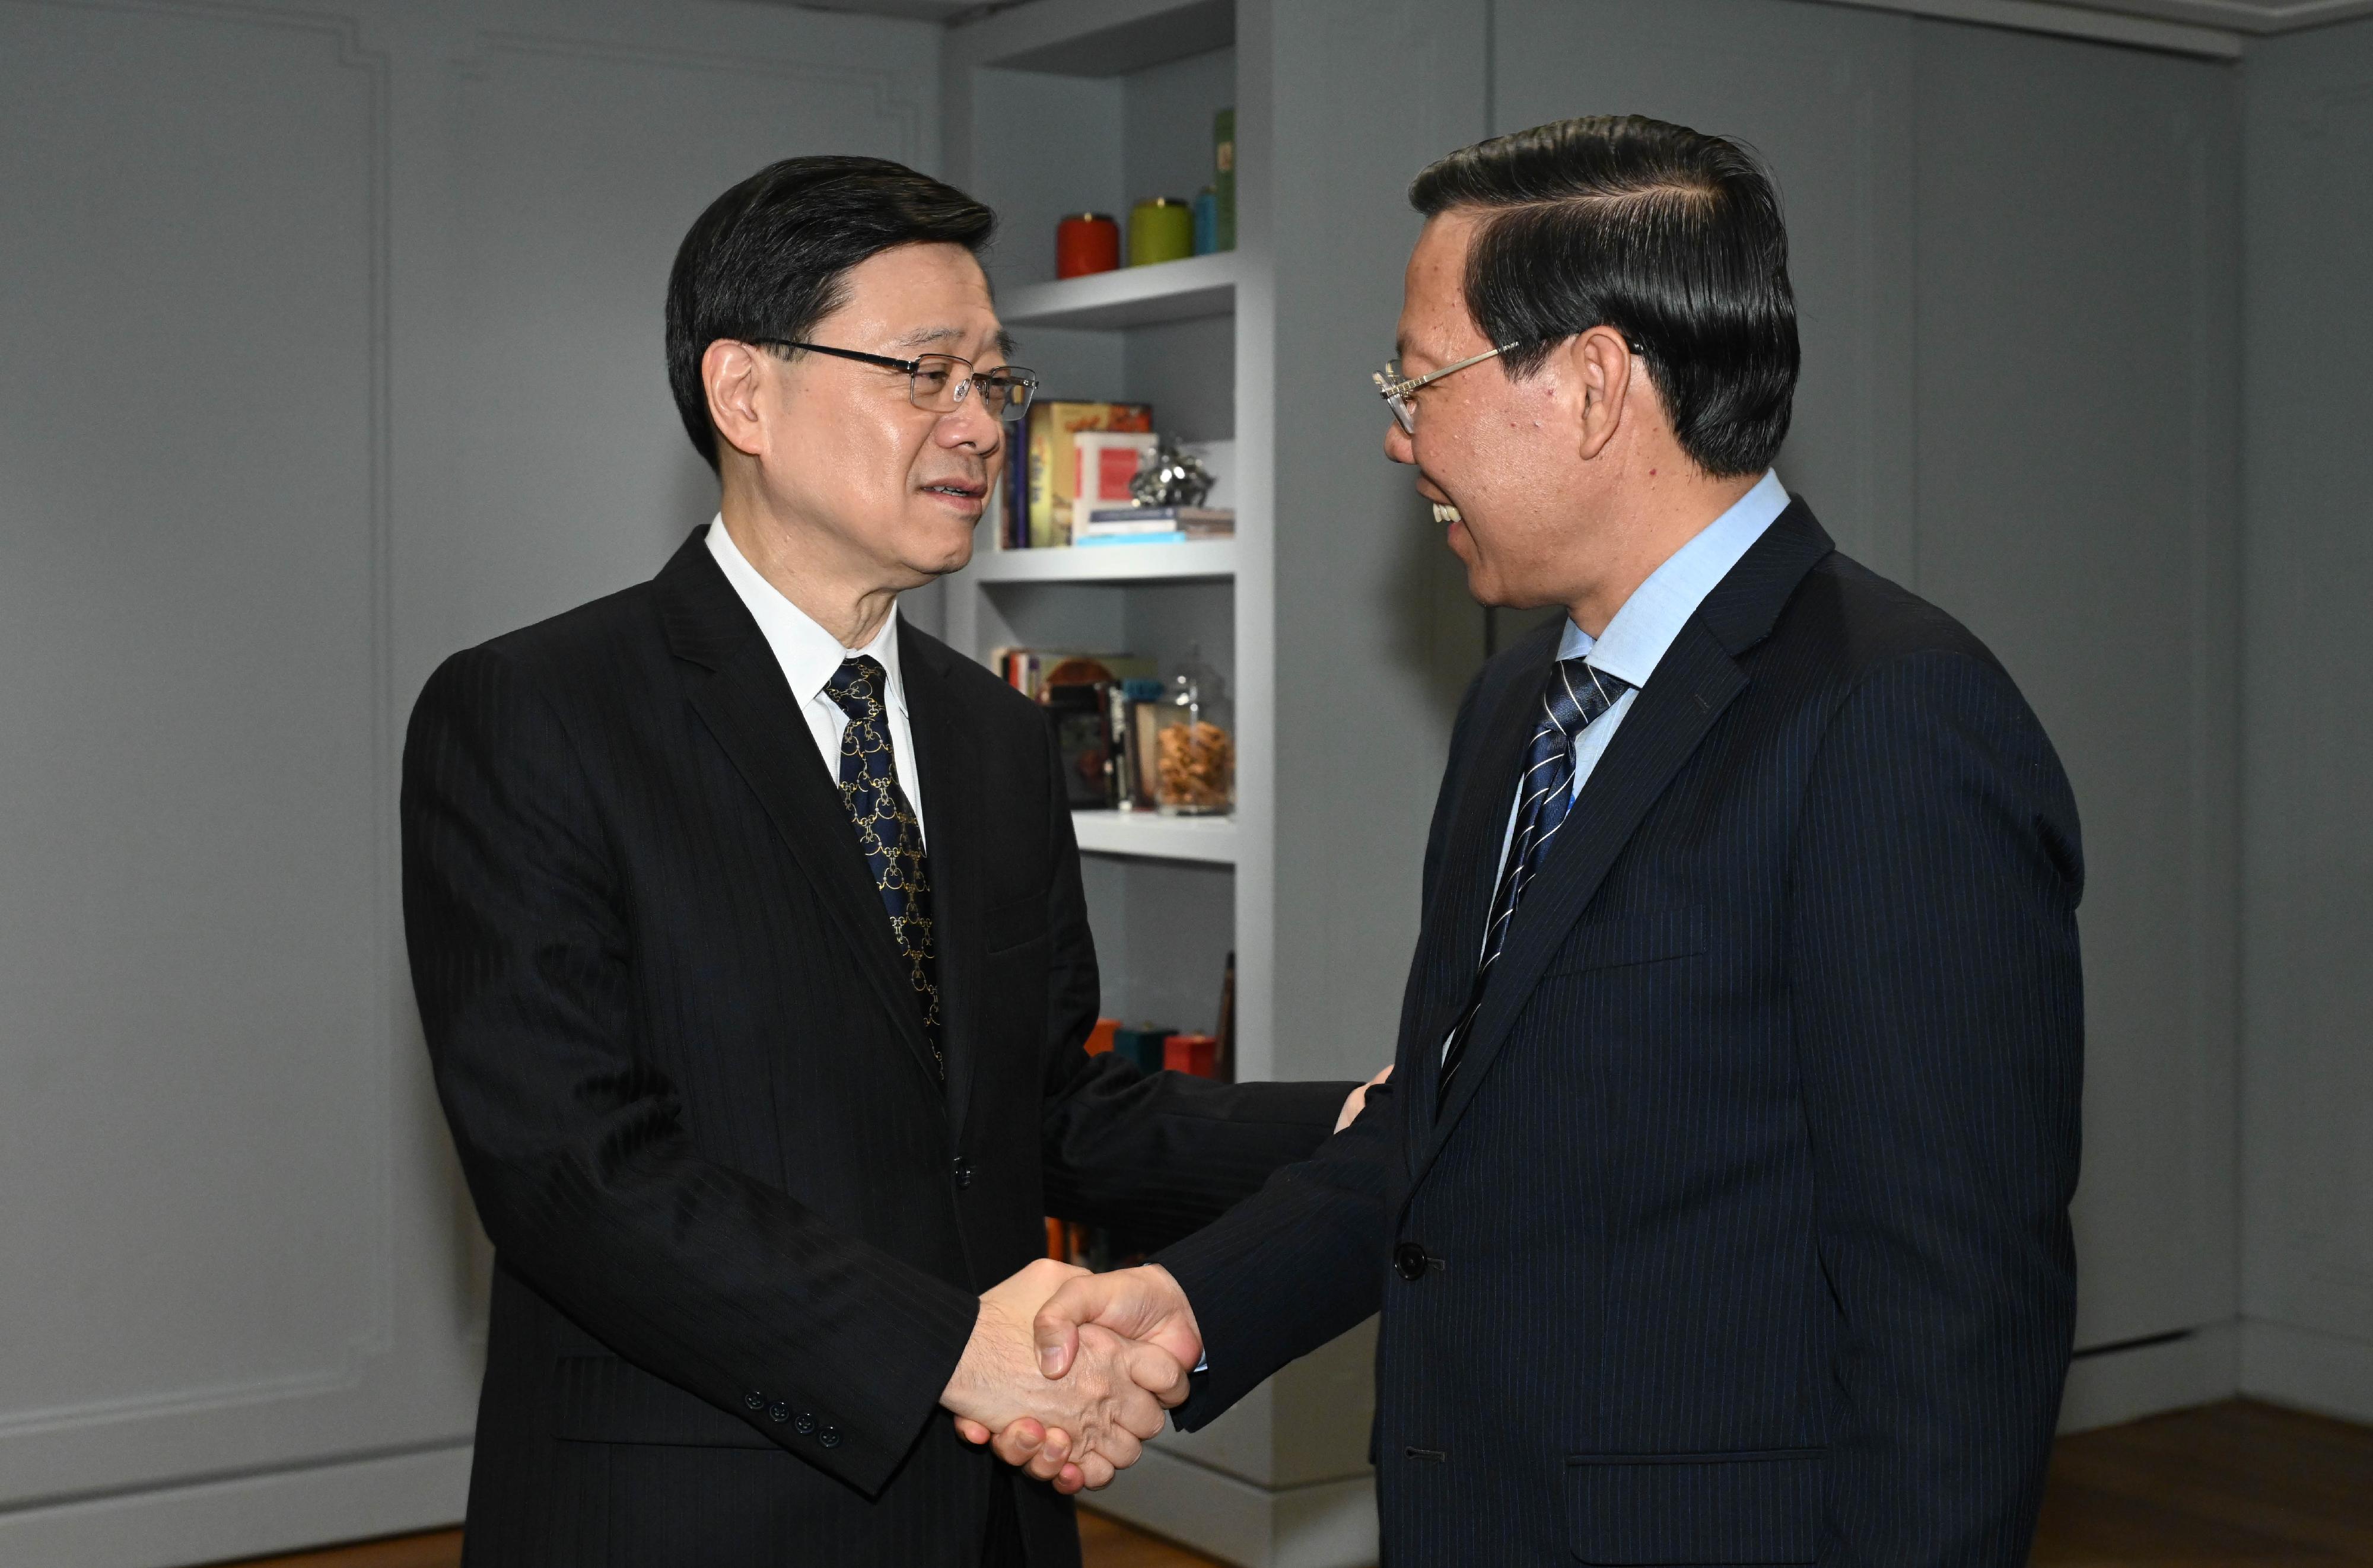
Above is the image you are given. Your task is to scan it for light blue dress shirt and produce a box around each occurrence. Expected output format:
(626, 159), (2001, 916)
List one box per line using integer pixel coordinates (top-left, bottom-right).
(1484, 468), (1792, 923)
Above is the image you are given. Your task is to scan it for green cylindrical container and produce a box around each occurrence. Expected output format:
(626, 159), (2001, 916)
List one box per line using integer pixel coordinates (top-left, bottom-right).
(1128, 197), (1194, 266)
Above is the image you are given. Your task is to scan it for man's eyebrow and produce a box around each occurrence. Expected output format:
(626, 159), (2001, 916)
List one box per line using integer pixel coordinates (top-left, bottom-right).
(890, 324), (1021, 361)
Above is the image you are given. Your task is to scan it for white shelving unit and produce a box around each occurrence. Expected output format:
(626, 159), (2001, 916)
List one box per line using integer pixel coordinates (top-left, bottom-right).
(1067, 810), (1239, 864)
(940, 5), (1356, 1561)
(997, 250), (1238, 330)
(969, 538), (1236, 584)
(944, 0), (1268, 1085)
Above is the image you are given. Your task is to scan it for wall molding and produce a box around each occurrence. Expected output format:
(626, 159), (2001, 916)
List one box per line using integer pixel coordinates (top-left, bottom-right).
(462, 28), (923, 165)
(2241, 1318), (2373, 1426)
(0, 0), (403, 1449)
(1803, 0), (2244, 56)
(2059, 1321), (2240, 1432)
(2041, 0), (2373, 35)
(0, 1442), (466, 1568)
(1089, 1446), (1377, 1568)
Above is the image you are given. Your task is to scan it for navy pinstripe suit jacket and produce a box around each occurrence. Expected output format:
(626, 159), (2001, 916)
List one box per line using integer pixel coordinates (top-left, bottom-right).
(401, 532), (1348, 1568)
(1159, 501), (2085, 1566)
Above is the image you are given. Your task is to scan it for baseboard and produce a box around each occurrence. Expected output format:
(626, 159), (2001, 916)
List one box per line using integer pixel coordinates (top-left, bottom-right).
(2241, 1318), (2373, 1426)
(2057, 1321), (2240, 1432)
(1085, 1446), (1376, 1568)
(0, 1442), (470, 1568)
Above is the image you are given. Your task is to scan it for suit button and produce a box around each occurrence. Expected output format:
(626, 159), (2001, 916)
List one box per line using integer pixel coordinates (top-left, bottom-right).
(953, 1156), (974, 1189)
(794, 1411), (816, 1435)
(1394, 1242), (1430, 1281)
(819, 1425), (843, 1449)
(768, 1401), (793, 1423)
(744, 1390), (766, 1411)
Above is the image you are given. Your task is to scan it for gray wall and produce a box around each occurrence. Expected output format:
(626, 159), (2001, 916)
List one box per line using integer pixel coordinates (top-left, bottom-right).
(2240, 14), (2373, 1421)
(2, 0), (2366, 1561)
(0, 1), (936, 1561)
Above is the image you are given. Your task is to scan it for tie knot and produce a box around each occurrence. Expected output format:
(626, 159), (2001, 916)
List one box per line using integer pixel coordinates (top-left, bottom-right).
(1544, 657), (1627, 732)
(825, 655), (888, 721)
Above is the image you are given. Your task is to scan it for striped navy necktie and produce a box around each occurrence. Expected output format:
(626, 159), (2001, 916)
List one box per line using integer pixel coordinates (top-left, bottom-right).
(1437, 656), (1630, 1112)
(823, 655), (942, 1077)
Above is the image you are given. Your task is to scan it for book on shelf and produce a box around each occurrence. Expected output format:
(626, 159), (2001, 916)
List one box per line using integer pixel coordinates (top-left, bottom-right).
(1073, 431), (1157, 517)
(1073, 505), (1235, 545)
(990, 648), (1157, 702)
(1019, 400), (1152, 548)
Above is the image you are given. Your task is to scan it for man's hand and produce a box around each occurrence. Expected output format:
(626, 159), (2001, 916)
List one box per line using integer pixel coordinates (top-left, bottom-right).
(1336, 1064), (1394, 1133)
(942, 1258), (1189, 1489)
(965, 1264), (1204, 1493)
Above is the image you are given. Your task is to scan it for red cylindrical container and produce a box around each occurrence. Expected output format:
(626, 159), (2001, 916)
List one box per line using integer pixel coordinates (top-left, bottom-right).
(1055, 212), (1121, 279)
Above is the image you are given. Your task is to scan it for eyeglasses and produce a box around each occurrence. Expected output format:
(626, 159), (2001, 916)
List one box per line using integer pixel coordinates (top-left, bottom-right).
(1375, 335), (1649, 434)
(1374, 344), (1519, 434)
(752, 341), (1040, 422)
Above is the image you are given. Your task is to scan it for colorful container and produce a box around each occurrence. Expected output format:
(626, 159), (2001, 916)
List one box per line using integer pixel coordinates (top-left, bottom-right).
(1128, 197), (1194, 267)
(1055, 212), (1120, 279)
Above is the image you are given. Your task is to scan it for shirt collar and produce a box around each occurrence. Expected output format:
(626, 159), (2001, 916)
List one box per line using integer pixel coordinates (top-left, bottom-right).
(1558, 469), (1790, 688)
(704, 514), (906, 714)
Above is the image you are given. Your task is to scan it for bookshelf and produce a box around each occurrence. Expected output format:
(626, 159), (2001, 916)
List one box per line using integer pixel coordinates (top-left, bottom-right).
(996, 249), (1239, 330)
(966, 538), (1236, 584)
(943, 0), (1266, 1077)
(937, 4), (1406, 1563)
(1067, 811), (1239, 865)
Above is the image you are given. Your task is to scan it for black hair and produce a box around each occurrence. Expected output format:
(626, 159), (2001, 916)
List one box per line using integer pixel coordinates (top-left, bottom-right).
(665, 155), (997, 472)
(1408, 115), (1798, 478)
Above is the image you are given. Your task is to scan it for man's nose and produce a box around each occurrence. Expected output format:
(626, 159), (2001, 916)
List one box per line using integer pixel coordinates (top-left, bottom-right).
(942, 386), (1004, 451)
(1383, 420), (1415, 465)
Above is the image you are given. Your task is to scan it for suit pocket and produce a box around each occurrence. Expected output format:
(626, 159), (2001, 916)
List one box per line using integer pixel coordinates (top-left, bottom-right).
(1542, 905), (1707, 978)
(982, 894), (1049, 957)
(550, 1355), (775, 1449)
(1563, 1449), (1820, 1564)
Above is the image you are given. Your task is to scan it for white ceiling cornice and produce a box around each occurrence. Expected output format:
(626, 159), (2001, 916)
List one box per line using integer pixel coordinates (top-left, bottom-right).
(784, 0), (2373, 47)
(2039, 0), (2373, 32)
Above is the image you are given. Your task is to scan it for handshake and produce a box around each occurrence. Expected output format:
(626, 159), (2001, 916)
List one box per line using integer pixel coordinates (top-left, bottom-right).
(938, 1256), (1201, 1493)
(936, 1068), (1385, 1491)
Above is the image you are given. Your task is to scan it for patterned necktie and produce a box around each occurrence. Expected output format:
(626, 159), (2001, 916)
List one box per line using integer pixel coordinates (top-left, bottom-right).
(1437, 656), (1630, 1112)
(823, 655), (941, 1077)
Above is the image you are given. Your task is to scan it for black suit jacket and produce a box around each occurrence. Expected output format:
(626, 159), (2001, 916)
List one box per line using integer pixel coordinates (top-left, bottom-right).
(401, 529), (1348, 1568)
(1159, 501), (2085, 1566)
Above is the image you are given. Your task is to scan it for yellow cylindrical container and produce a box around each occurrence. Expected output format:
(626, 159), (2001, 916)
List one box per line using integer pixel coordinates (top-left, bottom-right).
(1128, 197), (1194, 267)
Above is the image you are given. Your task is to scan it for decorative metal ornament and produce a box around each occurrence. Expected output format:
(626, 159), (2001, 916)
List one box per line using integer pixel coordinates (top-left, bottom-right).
(1130, 438), (1215, 508)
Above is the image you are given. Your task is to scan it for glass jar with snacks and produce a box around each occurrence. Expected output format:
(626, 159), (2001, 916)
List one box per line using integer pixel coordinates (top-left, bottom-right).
(1154, 654), (1233, 816)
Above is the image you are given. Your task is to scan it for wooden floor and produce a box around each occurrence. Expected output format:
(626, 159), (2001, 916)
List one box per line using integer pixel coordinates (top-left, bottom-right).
(214, 1400), (2371, 1568)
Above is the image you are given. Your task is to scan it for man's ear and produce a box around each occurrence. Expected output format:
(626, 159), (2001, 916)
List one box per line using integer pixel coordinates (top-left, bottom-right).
(1570, 327), (1638, 462)
(703, 340), (770, 461)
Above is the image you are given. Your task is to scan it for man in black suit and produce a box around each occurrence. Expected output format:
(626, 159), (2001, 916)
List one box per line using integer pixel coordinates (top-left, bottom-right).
(1004, 117), (2085, 1564)
(400, 157), (1361, 1568)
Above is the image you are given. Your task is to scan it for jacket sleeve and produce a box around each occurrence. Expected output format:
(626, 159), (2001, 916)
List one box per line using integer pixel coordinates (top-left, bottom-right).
(1142, 666), (1493, 1424)
(402, 645), (978, 1497)
(1788, 650), (2085, 1565)
(1032, 721), (1354, 1247)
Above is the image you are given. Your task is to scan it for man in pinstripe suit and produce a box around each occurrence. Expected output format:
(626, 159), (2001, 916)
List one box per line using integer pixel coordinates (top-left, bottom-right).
(403, 157), (1363, 1568)
(998, 117), (2085, 1564)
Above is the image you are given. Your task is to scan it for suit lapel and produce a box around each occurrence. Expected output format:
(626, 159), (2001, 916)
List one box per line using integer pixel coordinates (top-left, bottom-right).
(1400, 624), (1559, 1146)
(899, 622), (985, 1142)
(1411, 501), (1837, 1187)
(654, 532), (942, 1095)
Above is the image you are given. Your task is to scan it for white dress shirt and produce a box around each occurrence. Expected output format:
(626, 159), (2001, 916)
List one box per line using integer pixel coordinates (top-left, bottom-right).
(705, 516), (927, 845)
